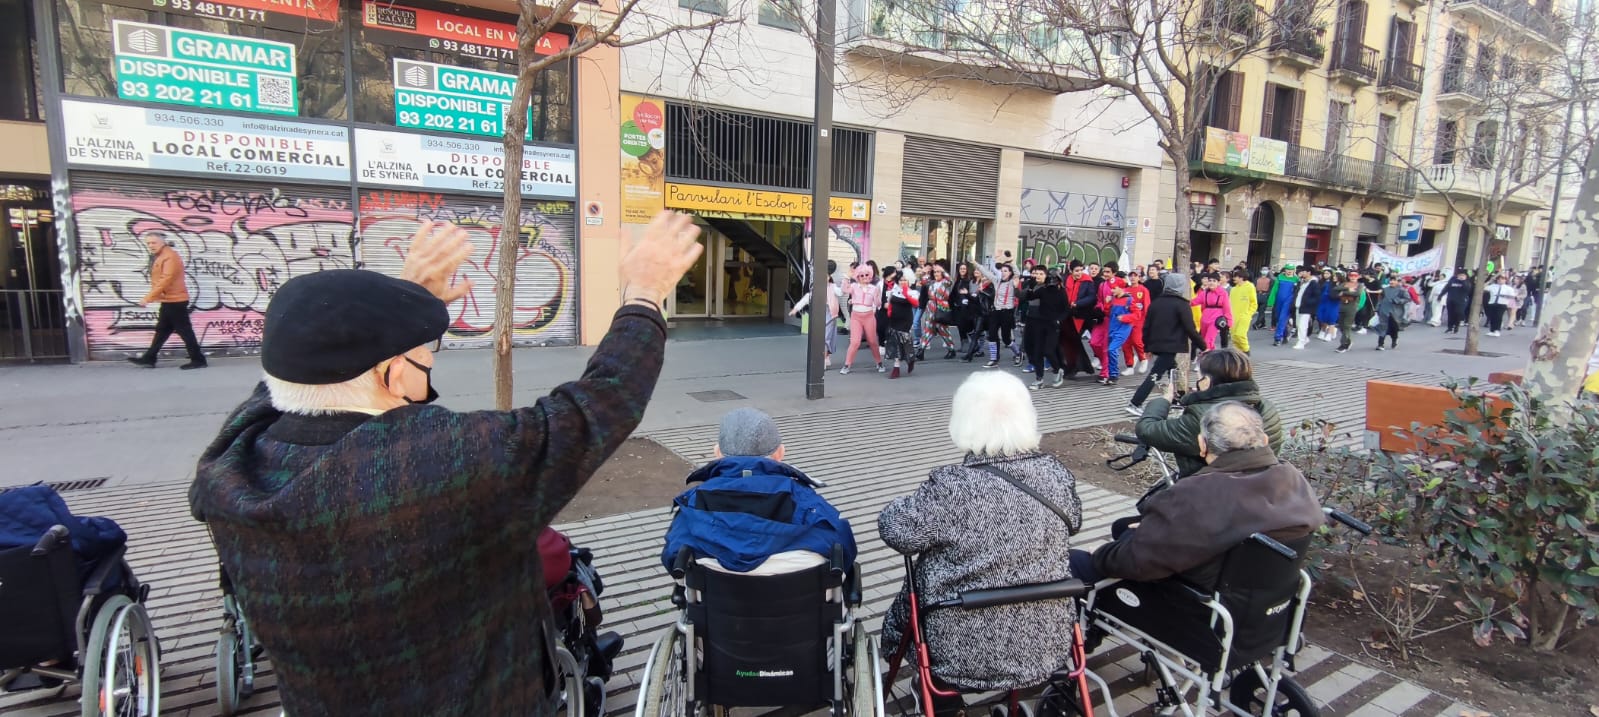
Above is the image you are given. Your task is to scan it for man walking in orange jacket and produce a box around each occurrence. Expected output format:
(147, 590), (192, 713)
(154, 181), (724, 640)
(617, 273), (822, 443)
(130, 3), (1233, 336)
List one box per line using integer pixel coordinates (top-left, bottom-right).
(128, 231), (207, 370)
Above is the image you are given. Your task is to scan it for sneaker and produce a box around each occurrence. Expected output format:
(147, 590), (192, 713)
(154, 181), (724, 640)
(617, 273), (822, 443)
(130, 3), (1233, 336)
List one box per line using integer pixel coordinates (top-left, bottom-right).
(1376, 345), (1386, 351)
(1012, 355), (1023, 367)
(1336, 347), (1349, 353)
(1097, 376), (1111, 385)
(1107, 378), (1118, 385)
(180, 361), (208, 370)
(984, 360), (999, 368)
(839, 366), (851, 375)
(824, 356), (832, 369)
(1051, 371), (1065, 388)
(1293, 342), (1307, 350)
(944, 349), (957, 359)
(1357, 328), (1368, 335)
(126, 357), (155, 368)
(877, 363), (887, 373)
(1031, 379), (1044, 391)
(889, 367), (900, 379)
(1025, 364), (1036, 373)
(1124, 404), (1143, 417)
(1090, 357), (1102, 372)
(1272, 340), (1281, 347)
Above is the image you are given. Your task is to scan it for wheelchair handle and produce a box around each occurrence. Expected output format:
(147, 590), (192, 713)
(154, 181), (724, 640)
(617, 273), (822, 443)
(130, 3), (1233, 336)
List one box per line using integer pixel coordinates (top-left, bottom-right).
(670, 547), (694, 579)
(32, 525), (69, 556)
(958, 579), (1091, 611)
(1247, 532), (1298, 560)
(1106, 445), (1149, 471)
(1113, 433), (1142, 446)
(1324, 508), (1373, 536)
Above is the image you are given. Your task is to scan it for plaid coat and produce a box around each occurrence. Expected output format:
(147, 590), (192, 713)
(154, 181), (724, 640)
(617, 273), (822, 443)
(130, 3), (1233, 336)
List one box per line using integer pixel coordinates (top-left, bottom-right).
(189, 306), (667, 717)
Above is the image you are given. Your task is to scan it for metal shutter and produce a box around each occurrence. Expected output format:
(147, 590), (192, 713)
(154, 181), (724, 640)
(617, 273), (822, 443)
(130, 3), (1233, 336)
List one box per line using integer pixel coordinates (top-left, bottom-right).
(69, 172), (356, 360)
(901, 136), (1001, 218)
(356, 193), (577, 348)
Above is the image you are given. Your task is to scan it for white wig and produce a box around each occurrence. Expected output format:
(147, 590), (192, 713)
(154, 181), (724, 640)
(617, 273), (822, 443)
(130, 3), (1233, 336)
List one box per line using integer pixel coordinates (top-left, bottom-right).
(948, 371), (1041, 457)
(265, 370), (384, 416)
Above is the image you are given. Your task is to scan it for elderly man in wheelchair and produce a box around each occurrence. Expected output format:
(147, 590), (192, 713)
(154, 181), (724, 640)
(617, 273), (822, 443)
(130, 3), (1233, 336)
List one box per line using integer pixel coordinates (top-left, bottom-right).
(1067, 402), (1337, 717)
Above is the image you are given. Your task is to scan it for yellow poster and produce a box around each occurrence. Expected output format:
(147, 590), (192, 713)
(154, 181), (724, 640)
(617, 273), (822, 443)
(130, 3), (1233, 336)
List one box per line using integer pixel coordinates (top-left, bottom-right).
(620, 94), (665, 224)
(1202, 127), (1229, 165)
(665, 183), (869, 221)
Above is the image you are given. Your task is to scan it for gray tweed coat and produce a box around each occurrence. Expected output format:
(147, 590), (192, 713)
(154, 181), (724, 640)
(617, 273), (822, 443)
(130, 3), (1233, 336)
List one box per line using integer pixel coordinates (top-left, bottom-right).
(878, 452), (1083, 691)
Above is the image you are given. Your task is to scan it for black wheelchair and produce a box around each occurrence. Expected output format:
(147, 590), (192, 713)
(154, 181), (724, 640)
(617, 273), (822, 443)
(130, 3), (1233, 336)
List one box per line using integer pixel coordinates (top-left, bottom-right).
(634, 545), (882, 717)
(0, 525), (162, 717)
(547, 536), (623, 717)
(214, 567), (261, 716)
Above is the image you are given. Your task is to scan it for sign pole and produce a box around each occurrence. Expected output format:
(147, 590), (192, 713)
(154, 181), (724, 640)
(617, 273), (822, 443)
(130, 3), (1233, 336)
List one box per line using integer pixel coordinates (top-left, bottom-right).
(806, 0), (834, 401)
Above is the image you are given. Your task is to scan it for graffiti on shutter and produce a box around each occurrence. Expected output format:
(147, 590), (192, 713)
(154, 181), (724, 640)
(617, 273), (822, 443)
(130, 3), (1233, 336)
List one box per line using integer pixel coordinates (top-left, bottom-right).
(1018, 225), (1122, 269)
(71, 174), (355, 358)
(357, 190), (577, 347)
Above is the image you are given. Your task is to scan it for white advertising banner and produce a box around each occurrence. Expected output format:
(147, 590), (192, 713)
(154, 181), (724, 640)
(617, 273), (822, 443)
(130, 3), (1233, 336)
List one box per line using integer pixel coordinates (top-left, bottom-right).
(1370, 246), (1444, 276)
(60, 98), (349, 181)
(353, 128), (575, 199)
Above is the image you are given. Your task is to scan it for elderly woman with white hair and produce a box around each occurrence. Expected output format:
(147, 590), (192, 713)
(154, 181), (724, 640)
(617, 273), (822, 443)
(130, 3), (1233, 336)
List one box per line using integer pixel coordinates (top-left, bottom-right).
(878, 371), (1083, 705)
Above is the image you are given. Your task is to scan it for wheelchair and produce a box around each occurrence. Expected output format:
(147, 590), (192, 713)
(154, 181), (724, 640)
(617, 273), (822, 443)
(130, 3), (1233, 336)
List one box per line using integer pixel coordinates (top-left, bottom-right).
(635, 545), (882, 717)
(214, 567), (261, 716)
(0, 524), (161, 717)
(884, 555), (1110, 717)
(546, 533), (624, 717)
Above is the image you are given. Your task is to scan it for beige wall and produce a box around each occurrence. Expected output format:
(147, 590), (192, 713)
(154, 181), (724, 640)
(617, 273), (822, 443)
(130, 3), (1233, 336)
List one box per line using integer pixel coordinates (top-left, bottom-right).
(868, 132), (905, 269)
(576, 43), (623, 345)
(994, 148), (1024, 261)
(0, 122), (51, 177)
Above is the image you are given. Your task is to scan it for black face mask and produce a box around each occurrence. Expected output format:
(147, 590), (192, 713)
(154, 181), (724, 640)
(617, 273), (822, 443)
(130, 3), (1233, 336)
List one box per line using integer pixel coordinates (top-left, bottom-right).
(383, 356), (439, 405)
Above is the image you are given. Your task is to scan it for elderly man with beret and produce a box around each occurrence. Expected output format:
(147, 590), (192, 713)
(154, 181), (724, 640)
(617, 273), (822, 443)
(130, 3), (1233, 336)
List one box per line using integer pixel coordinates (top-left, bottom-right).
(189, 211), (704, 717)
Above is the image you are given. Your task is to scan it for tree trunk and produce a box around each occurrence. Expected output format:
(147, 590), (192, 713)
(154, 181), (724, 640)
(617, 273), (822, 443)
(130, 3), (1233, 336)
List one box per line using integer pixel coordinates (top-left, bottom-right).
(1524, 142), (1599, 410)
(1170, 143), (1193, 271)
(1462, 224), (1490, 357)
(495, 31), (538, 411)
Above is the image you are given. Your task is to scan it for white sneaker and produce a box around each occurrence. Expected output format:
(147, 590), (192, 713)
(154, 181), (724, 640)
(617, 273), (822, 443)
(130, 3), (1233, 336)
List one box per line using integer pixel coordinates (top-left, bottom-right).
(1136, 358), (1149, 374)
(1357, 328), (1368, 335)
(839, 366), (851, 375)
(824, 356), (832, 369)
(1293, 341), (1307, 350)
(876, 363), (887, 373)
(1090, 357), (1102, 372)
(1124, 404), (1143, 417)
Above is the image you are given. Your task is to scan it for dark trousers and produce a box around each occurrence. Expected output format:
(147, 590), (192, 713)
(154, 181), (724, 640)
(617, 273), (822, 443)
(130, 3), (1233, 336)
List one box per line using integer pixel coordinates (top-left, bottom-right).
(1026, 323), (1063, 380)
(1379, 316), (1400, 346)
(1486, 304), (1507, 332)
(986, 309), (1015, 349)
(141, 302), (205, 364)
(1059, 320), (1093, 375)
(1337, 312), (1356, 350)
(1446, 302), (1467, 332)
(1130, 352), (1177, 407)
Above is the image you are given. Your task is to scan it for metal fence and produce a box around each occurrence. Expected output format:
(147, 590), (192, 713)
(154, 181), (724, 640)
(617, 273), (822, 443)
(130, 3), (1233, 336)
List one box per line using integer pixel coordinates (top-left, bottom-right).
(0, 290), (69, 361)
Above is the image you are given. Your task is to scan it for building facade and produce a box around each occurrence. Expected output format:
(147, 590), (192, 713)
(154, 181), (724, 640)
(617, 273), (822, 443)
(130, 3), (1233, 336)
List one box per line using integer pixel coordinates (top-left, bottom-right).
(1154, 0), (1425, 273)
(2, 0), (625, 363)
(616, 0), (1165, 321)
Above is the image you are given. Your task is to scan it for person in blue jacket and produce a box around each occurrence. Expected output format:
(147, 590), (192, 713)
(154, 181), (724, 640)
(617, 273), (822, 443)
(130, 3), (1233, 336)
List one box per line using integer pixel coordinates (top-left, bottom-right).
(1271, 265), (1299, 346)
(662, 408), (856, 574)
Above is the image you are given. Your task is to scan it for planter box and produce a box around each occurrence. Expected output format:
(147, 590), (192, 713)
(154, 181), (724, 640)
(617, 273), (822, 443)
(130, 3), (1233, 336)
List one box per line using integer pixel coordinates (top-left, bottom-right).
(1365, 379), (1508, 454)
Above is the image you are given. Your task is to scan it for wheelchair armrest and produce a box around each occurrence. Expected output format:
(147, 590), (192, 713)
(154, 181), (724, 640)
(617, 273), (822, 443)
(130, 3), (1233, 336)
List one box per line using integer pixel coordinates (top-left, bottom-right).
(829, 544), (846, 577)
(959, 579), (1090, 610)
(1114, 433), (1142, 445)
(1107, 446), (1149, 471)
(1247, 533), (1298, 561)
(1324, 508), (1373, 536)
(670, 547), (693, 580)
(32, 525), (70, 556)
(83, 544), (129, 597)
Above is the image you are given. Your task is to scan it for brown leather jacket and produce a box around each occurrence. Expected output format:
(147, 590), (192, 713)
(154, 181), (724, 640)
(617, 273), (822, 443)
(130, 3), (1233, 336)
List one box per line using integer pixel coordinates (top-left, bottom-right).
(142, 246), (190, 305)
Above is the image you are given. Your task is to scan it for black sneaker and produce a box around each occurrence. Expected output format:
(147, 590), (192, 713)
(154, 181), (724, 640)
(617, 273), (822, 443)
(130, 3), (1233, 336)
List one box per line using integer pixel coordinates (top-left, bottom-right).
(127, 357), (155, 368)
(180, 361), (208, 370)
(984, 360), (999, 368)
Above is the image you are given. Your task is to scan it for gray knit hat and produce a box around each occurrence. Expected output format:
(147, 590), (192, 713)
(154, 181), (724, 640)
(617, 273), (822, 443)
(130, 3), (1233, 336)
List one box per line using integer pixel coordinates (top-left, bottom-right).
(718, 408), (782, 457)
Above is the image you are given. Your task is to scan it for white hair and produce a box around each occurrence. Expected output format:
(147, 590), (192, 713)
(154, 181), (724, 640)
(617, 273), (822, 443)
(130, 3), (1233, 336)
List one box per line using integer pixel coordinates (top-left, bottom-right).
(265, 370), (384, 415)
(1201, 401), (1270, 454)
(948, 372), (1041, 457)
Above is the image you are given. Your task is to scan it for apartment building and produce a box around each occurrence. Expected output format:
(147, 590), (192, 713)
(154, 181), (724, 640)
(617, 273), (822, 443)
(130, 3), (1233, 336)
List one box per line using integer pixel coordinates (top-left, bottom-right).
(1160, 0), (1426, 271)
(618, 0), (1166, 321)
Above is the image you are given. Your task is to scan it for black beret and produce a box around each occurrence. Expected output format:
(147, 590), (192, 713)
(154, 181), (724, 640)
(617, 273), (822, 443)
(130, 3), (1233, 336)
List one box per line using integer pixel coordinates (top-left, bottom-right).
(262, 270), (450, 385)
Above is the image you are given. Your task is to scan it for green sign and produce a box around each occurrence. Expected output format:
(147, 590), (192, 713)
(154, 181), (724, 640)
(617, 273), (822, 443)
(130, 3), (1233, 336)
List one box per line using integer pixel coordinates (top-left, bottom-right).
(392, 59), (532, 141)
(112, 20), (299, 116)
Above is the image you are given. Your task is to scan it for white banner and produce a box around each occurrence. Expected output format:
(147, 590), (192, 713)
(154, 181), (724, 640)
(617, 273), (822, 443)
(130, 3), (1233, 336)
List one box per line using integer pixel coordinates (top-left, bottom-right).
(1370, 246), (1443, 277)
(353, 128), (575, 199)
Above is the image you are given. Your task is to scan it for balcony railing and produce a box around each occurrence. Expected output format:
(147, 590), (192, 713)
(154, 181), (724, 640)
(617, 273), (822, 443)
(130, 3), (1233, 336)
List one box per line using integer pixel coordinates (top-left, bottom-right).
(1380, 58), (1422, 95)
(1440, 70), (1486, 98)
(1203, 0), (1259, 37)
(855, 0), (1112, 73)
(1422, 163), (1550, 207)
(1330, 41), (1379, 82)
(1267, 32), (1326, 67)
(1188, 134), (1415, 198)
(1449, 0), (1562, 41)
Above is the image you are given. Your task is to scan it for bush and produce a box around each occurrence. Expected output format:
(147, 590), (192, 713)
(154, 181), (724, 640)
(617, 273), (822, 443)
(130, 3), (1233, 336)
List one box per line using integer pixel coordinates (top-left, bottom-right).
(1383, 380), (1599, 651)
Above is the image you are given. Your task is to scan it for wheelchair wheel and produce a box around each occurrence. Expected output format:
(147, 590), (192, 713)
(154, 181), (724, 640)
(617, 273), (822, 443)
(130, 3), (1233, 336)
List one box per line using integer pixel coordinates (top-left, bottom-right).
(81, 595), (161, 717)
(1035, 680), (1088, 717)
(990, 703), (1033, 717)
(1228, 669), (1320, 717)
(637, 630), (688, 717)
(216, 626), (239, 716)
(847, 623), (882, 717)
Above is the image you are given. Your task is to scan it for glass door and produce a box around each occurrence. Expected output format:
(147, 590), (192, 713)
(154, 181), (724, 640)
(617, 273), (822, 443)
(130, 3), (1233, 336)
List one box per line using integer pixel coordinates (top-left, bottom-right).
(672, 233), (712, 318)
(718, 237), (770, 318)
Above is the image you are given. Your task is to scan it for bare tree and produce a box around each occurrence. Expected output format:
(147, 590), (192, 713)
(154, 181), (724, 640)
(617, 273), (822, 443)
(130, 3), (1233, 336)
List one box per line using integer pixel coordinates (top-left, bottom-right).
(834, 0), (1335, 269)
(494, 1), (733, 410)
(1390, 7), (1597, 358)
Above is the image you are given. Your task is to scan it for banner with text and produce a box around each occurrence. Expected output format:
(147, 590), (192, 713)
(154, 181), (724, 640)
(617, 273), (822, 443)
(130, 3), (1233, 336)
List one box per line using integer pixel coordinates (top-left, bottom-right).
(113, 20), (299, 116)
(353, 128), (575, 198)
(361, 0), (569, 63)
(620, 94), (665, 224)
(61, 99), (348, 181)
(1369, 246), (1444, 277)
(392, 59), (529, 140)
(107, 0), (339, 30)
(666, 183), (870, 221)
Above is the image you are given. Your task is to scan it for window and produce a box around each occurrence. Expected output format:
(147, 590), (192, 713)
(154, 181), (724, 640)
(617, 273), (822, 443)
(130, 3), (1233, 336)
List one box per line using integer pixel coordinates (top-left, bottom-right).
(680, 0), (727, 13)
(1260, 82), (1304, 143)
(351, 4), (573, 144)
(1476, 43), (1496, 85)
(1436, 120), (1459, 165)
(1325, 99), (1350, 155)
(1471, 121), (1498, 169)
(0, 0), (41, 120)
(54, 0), (348, 120)
(1375, 114), (1395, 164)
(759, 0), (801, 30)
(665, 103), (873, 194)
(1203, 69), (1244, 131)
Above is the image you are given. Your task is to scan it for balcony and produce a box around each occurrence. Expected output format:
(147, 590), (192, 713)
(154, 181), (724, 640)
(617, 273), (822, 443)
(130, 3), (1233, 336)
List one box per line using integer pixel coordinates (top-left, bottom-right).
(1201, 0), (1260, 40)
(1329, 41), (1379, 85)
(844, 0), (1113, 93)
(1187, 129), (1414, 199)
(1379, 58), (1422, 102)
(1436, 70), (1487, 112)
(1265, 32), (1326, 70)
(1448, 0), (1564, 48)
(1419, 163), (1549, 211)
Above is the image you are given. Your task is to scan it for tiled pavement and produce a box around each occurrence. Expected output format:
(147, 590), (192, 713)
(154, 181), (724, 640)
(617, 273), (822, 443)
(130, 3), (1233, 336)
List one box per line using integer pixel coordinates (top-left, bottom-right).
(2, 360), (1485, 717)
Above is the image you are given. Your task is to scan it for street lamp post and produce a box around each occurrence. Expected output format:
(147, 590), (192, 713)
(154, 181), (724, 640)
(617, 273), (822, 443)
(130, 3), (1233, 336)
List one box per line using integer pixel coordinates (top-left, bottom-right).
(806, 0), (835, 400)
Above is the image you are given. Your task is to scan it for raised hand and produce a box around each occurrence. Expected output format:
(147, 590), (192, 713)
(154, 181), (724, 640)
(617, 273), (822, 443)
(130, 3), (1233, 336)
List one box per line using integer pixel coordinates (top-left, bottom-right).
(621, 211), (704, 307)
(400, 220), (475, 304)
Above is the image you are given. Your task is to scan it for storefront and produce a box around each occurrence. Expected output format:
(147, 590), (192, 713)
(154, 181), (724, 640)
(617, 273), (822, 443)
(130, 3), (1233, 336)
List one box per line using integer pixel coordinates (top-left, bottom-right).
(900, 136), (999, 265)
(1188, 192), (1223, 267)
(44, 0), (582, 359)
(1305, 206), (1339, 267)
(1016, 156), (1127, 269)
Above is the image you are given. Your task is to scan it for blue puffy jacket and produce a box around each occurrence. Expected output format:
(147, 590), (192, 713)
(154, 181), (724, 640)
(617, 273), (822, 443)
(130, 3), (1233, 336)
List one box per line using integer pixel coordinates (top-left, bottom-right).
(662, 456), (856, 572)
(0, 485), (127, 585)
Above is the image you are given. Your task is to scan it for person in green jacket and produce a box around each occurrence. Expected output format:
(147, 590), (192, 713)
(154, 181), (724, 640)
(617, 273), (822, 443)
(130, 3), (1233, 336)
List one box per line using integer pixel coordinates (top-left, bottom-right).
(1132, 347), (1283, 478)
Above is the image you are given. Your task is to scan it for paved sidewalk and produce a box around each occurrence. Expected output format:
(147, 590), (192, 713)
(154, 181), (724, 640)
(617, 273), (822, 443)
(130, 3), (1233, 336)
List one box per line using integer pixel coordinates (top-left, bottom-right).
(1, 356), (1490, 717)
